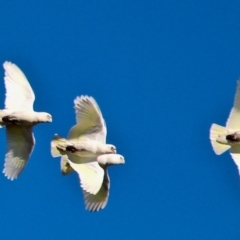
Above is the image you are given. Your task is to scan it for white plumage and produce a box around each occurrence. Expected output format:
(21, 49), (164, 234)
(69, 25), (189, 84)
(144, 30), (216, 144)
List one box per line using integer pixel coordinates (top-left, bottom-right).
(210, 80), (240, 174)
(61, 153), (125, 212)
(1, 61), (52, 180)
(51, 96), (116, 194)
(51, 95), (124, 211)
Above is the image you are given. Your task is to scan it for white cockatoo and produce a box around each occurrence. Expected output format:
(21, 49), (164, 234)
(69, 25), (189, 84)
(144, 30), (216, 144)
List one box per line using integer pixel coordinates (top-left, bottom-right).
(210, 80), (240, 173)
(60, 151), (125, 212)
(1, 61), (52, 180)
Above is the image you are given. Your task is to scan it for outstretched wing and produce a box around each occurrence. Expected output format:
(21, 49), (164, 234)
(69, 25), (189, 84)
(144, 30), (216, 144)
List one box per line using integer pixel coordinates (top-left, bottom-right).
(3, 126), (35, 180)
(226, 80), (240, 130)
(83, 167), (110, 212)
(67, 154), (104, 195)
(67, 96), (107, 143)
(3, 61), (35, 111)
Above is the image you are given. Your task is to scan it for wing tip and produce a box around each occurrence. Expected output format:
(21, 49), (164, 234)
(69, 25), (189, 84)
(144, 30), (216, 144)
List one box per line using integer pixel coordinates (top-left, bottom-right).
(2, 169), (18, 181)
(83, 192), (108, 212)
(74, 95), (97, 106)
(3, 61), (11, 67)
(3, 61), (16, 72)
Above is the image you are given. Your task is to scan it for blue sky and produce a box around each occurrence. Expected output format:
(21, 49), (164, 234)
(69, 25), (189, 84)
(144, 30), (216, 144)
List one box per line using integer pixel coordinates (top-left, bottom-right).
(0, 0), (240, 239)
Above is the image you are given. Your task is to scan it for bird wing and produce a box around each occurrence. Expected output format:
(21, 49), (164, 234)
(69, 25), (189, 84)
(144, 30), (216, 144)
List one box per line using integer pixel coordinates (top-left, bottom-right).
(83, 167), (110, 212)
(3, 125), (35, 180)
(3, 61), (35, 111)
(67, 154), (104, 195)
(226, 80), (240, 130)
(230, 145), (240, 175)
(67, 96), (107, 143)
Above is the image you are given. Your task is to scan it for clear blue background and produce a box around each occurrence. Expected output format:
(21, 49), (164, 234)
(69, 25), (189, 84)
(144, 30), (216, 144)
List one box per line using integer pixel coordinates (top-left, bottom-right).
(0, 0), (240, 239)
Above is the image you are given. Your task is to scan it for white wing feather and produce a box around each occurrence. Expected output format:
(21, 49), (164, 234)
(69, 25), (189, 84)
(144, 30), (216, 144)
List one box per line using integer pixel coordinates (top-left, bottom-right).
(67, 96), (107, 143)
(3, 126), (35, 180)
(3, 61), (35, 111)
(226, 80), (240, 130)
(83, 168), (110, 212)
(67, 154), (104, 195)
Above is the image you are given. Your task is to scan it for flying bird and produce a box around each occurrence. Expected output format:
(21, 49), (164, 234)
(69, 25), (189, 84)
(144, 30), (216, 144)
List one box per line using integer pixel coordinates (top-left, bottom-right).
(210, 80), (240, 173)
(1, 61), (52, 180)
(61, 150), (125, 212)
(51, 134), (116, 158)
(51, 96), (118, 195)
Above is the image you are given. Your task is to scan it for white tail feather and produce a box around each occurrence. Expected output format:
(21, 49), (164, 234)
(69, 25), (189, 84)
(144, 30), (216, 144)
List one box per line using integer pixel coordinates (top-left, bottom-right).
(210, 123), (231, 155)
(50, 134), (66, 157)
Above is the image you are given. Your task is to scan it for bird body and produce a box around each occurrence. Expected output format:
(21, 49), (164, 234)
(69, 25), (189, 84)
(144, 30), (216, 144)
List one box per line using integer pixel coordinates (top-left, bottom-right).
(1, 61), (52, 180)
(51, 134), (116, 158)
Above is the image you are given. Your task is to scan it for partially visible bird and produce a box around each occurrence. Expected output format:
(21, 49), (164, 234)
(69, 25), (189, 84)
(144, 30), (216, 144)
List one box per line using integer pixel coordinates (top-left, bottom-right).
(210, 80), (240, 174)
(1, 61), (52, 180)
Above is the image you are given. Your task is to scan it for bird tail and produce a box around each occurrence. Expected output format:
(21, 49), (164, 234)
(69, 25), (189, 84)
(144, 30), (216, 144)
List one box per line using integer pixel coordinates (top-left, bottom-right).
(51, 134), (68, 157)
(209, 123), (231, 155)
(60, 155), (74, 176)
